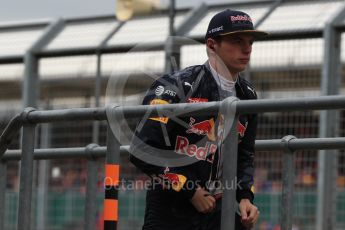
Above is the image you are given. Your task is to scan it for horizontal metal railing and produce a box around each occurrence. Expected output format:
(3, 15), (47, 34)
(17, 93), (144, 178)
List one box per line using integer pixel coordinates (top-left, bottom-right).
(2, 95), (345, 158)
(0, 137), (344, 230)
(0, 95), (345, 230)
(2, 137), (345, 161)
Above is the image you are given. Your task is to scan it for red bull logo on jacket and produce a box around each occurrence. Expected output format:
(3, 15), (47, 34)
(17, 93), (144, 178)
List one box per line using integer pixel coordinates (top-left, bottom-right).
(187, 98), (208, 103)
(149, 99), (169, 124)
(187, 118), (213, 135)
(237, 121), (248, 138)
(175, 135), (217, 161)
(162, 167), (187, 192)
(186, 117), (216, 141)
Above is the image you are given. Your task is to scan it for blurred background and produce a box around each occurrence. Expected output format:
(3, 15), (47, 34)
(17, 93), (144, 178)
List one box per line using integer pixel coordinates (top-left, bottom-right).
(1, 0), (345, 230)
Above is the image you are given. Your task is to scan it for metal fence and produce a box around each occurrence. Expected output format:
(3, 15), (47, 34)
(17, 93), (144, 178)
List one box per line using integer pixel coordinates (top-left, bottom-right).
(1, 95), (345, 230)
(1, 0), (345, 230)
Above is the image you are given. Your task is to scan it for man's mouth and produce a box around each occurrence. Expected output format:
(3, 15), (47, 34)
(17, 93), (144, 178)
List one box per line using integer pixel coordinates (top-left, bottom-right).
(239, 58), (250, 63)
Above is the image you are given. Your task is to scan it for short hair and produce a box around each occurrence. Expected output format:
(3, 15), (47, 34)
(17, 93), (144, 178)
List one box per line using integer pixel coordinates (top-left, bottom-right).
(206, 36), (223, 57)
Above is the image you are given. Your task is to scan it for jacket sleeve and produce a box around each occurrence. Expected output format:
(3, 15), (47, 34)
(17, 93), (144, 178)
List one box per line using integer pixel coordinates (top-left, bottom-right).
(236, 112), (257, 203)
(129, 75), (197, 200)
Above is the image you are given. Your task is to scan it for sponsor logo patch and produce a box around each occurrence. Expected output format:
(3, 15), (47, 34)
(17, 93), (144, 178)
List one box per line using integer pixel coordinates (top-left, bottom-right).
(184, 82), (193, 90)
(186, 117), (216, 141)
(149, 99), (169, 124)
(175, 136), (217, 161)
(230, 15), (252, 23)
(237, 121), (248, 138)
(150, 99), (168, 105)
(155, 86), (164, 96)
(188, 98), (208, 103)
(154, 86), (177, 97)
(161, 167), (187, 192)
(164, 89), (176, 97)
(208, 25), (224, 34)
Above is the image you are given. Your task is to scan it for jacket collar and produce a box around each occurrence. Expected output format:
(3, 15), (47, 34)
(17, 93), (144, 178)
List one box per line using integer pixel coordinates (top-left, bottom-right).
(203, 62), (246, 99)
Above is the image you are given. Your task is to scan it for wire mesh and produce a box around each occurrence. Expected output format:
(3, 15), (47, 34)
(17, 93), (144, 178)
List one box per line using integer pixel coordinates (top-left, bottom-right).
(251, 35), (323, 229)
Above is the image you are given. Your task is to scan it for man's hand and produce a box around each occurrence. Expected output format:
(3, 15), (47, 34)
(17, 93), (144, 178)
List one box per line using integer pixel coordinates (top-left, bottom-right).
(190, 186), (216, 213)
(239, 199), (259, 229)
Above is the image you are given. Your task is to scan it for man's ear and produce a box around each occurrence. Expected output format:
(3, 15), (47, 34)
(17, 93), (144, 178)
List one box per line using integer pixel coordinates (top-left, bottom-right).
(206, 39), (216, 52)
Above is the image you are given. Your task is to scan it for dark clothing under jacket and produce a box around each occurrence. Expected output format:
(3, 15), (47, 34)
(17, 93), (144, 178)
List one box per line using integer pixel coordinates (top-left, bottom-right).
(129, 63), (257, 230)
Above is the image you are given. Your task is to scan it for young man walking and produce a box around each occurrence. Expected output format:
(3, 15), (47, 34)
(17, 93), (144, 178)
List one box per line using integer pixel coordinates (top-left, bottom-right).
(130, 9), (268, 230)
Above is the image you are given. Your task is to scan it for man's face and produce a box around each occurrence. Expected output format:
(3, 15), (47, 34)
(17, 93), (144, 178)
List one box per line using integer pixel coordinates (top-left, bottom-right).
(213, 34), (254, 75)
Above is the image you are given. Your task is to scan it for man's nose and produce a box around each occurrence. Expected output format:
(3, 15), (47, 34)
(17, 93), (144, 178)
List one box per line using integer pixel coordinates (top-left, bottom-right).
(243, 43), (252, 54)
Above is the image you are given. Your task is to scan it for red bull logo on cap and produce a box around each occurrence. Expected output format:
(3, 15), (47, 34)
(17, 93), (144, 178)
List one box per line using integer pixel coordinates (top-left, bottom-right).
(230, 15), (252, 23)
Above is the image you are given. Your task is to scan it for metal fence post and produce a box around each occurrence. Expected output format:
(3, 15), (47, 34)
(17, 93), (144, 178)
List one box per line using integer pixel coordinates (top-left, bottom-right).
(92, 51), (103, 145)
(165, 0), (177, 73)
(220, 97), (239, 230)
(103, 119), (120, 230)
(23, 19), (64, 109)
(0, 160), (6, 230)
(84, 144), (100, 230)
(17, 124), (36, 230)
(318, 3), (345, 230)
(281, 135), (296, 230)
(36, 123), (51, 230)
